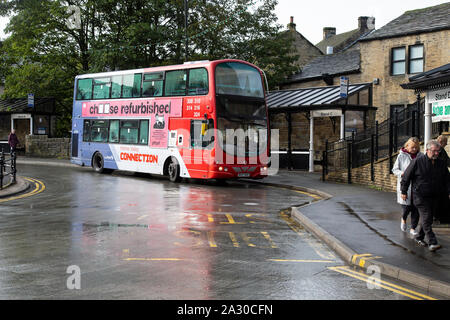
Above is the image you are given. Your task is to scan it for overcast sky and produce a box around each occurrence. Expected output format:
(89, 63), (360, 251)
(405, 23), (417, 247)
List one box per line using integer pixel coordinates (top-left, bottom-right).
(0, 1), (448, 43)
(275, 0), (449, 44)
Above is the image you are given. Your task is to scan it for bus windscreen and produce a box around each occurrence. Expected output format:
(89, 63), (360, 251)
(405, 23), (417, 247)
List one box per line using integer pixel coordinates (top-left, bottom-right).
(215, 62), (264, 98)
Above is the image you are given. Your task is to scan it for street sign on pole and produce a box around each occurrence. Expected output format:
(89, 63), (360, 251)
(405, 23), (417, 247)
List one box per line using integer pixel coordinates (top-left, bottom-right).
(340, 77), (349, 98)
(28, 93), (34, 108)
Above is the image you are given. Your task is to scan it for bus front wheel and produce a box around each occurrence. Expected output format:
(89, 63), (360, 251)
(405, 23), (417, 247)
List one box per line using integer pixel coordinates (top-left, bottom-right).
(168, 157), (181, 182)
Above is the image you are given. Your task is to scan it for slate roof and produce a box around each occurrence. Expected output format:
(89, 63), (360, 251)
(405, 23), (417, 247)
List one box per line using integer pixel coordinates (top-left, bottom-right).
(401, 63), (450, 91)
(316, 28), (361, 54)
(0, 97), (56, 113)
(267, 82), (374, 112)
(284, 48), (361, 84)
(361, 2), (450, 41)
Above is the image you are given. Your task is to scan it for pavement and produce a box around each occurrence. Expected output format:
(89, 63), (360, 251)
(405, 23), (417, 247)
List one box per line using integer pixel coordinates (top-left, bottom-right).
(250, 170), (450, 299)
(6, 156), (450, 299)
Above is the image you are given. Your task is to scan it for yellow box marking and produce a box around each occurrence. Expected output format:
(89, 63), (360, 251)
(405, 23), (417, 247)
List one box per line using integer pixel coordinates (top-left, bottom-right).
(261, 232), (278, 248)
(220, 214), (245, 225)
(228, 232), (240, 247)
(207, 231), (217, 248)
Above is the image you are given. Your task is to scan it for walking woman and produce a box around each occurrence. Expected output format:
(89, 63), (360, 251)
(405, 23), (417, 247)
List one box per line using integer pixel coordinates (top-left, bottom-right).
(392, 137), (421, 236)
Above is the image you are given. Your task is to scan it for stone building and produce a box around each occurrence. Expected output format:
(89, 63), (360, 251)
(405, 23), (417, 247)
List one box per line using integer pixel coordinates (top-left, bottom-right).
(269, 17), (377, 170)
(281, 16), (323, 71)
(269, 2), (450, 171)
(316, 16), (376, 55)
(358, 2), (450, 122)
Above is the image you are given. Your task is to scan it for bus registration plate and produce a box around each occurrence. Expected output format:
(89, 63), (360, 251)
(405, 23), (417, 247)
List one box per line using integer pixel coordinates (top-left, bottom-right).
(238, 173), (250, 177)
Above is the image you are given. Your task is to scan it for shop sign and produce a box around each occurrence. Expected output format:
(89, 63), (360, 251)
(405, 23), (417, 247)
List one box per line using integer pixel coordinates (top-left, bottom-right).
(428, 88), (450, 123)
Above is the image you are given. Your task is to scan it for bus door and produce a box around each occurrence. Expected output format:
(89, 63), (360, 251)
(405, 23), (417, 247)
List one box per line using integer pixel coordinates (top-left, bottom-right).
(189, 119), (214, 179)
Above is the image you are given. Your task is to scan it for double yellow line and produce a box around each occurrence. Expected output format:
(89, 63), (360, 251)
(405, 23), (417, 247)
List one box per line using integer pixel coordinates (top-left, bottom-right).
(0, 177), (45, 203)
(328, 266), (437, 300)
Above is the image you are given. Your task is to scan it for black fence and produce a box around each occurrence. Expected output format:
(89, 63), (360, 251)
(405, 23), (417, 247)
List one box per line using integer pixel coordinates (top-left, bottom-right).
(0, 151), (17, 190)
(323, 99), (443, 183)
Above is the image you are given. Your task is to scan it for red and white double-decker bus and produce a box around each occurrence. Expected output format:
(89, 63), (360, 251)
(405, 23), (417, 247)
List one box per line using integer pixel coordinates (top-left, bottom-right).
(70, 59), (270, 182)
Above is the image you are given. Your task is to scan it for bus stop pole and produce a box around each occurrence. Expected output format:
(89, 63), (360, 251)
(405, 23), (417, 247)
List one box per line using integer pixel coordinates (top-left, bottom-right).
(309, 114), (314, 173)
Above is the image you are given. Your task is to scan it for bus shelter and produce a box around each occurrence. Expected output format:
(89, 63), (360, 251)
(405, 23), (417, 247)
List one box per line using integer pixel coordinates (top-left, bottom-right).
(267, 83), (376, 172)
(0, 97), (56, 152)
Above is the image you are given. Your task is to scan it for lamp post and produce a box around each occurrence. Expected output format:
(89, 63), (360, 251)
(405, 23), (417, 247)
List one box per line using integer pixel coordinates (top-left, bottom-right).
(184, 0), (189, 61)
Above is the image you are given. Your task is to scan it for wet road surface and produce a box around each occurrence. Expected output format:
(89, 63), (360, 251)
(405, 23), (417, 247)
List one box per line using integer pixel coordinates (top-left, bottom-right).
(0, 164), (434, 299)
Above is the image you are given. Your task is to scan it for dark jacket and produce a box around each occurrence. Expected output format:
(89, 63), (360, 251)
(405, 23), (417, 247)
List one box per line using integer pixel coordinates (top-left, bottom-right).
(438, 148), (450, 167)
(401, 153), (450, 201)
(8, 133), (19, 148)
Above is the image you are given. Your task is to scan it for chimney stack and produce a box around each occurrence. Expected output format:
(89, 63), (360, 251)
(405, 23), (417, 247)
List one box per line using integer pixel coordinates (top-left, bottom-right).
(323, 27), (336, 40)
(288, 16), (296, 31)
(358, 16), (375, 30)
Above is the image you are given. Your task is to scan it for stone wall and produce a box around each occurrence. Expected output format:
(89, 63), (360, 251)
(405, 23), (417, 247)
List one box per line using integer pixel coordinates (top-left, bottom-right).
(326, 137), (450, 192)
(25, 135), (70, 159)
(326, 155), (397, 193)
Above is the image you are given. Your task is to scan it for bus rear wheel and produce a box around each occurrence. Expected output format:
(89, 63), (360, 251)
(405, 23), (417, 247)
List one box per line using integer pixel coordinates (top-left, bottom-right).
(168, 157), (181, 183)
(93, 152), (112, 174)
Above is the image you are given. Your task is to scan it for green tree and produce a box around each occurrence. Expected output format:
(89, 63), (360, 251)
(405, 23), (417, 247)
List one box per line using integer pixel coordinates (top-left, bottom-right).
(0, 0), (297, 135)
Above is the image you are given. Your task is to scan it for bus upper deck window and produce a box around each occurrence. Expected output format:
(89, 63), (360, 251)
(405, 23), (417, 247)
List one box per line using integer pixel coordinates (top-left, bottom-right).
(165, 70), (187, 96)
(93, 77), (111, 100)
(188, 68), (208, 95)
(123, 74), (142, 98)
(143, 72), (164, 97)
(77, 79), (93, 100)
(111, 76), (122, 98)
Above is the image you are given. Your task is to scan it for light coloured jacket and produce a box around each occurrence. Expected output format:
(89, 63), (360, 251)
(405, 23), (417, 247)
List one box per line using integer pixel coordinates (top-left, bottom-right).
(392, 149), (422, 205)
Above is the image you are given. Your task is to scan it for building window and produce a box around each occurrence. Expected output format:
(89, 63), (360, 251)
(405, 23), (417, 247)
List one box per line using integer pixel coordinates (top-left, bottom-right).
(391, 47), (406, 75)
(409, 45), (424, 74)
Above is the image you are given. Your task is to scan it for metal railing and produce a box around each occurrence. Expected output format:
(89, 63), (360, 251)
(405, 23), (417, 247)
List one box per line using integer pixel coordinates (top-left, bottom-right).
(0, 151), (17, 190)
(323, 99), (442, 183)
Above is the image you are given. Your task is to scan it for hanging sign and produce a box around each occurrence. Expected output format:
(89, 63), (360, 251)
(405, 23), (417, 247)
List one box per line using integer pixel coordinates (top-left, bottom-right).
(28, 93), (35, 108)
(311, 109), (342, 118)
(428, 88), (450, 123)
(340, 77), (349, 98)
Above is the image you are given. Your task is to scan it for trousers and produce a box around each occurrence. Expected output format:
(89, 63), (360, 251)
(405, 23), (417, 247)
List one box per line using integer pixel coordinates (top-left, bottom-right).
(415, 198), (438, 245)
(402, 205), (419, 229)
